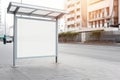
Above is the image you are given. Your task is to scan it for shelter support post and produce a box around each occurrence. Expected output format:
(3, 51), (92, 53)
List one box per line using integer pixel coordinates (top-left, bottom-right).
(13, 14), (17, 67)
(55, 18), (58, 63)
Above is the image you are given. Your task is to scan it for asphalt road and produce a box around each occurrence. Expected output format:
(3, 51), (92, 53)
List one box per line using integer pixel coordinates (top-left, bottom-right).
(59, 43), (120, 62)
(0, 42), (120, 64)
(0, 42), (120, 80)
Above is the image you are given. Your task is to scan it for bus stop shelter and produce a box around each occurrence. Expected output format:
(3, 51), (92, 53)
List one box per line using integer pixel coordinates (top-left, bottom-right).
(7, 2), (67, 67)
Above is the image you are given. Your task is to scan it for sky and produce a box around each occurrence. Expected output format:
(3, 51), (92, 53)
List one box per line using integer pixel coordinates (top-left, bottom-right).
(2, 0), (65, 9)
(21, 0), (65, 9)
(0, 0), (65, 35)
(1, 0), (65, 27)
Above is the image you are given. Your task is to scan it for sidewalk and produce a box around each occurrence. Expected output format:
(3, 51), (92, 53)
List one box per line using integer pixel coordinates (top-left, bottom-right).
(59, 41), (120, 47)
(0, 53), (120, 80)
(84, 41), (120, 46)
(0, 42), (120, 80)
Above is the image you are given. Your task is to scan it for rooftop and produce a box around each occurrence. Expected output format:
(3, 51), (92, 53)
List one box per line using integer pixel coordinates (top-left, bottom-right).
(7, 2), (67, 19)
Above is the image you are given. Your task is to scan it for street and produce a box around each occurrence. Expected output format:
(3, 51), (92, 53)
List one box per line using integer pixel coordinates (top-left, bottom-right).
(59, 43), (120, 62)
(58, 43), (120, 80)
(0, 42), (120, 80)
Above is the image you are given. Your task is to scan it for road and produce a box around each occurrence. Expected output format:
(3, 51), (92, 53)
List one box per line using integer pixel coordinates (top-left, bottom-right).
(0, 42), (13, 65)
(59, 43), (120, 62)
(0, 42), (120, 80)
(1, 42), (120, 64)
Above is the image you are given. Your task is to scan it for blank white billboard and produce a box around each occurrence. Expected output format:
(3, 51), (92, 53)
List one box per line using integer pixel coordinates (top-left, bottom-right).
(17, 18), (56, 58)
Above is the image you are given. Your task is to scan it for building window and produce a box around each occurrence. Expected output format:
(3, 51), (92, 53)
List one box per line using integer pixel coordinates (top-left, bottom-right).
(77, 15), (80, 19)
(114, 18), (118, 25)
(76, 1), (80, 5)
(98, 20), (100, 27)
(106, 7), (109, 16)
(89, 22), (93, 28)
(98, 9), (101, 17)
(77, 23), (80, 27)
(114, 6), (118, 17)
(89, 12), (91, 20)
(102, 9), (104, 18)
(71, 24), (75, 27)
(76, 8), (80, 12)
(68, 25), (70, 28)
(70, 10), (74, 14)
(95, 21), (97, 28)
(102, 20), (104, 27)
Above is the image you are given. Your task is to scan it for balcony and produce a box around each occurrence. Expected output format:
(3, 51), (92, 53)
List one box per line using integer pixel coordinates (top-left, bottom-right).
(76, 12), (81, 16)
(68, 7), (74, 11)
(67, 1), (72, 5)
(67, 21), (75, 25)
(66, 14), (74, 18)
(67, 27), (80, 32)
(76, 5), (81, 8)
(75, 19), (81, 23)
(66, 15), (71, 18)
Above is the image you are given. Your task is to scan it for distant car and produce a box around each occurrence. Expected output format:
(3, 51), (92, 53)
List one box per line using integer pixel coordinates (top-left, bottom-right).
(6, 36), (13, 43)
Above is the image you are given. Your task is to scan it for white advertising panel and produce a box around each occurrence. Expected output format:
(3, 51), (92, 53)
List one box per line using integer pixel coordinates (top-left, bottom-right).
(17, 18), (56, 58)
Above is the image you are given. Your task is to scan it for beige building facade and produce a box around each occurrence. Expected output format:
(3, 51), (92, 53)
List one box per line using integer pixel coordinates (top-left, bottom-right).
(65, 0), (87, 31)
(0, 0), (2, 34)
(119, 0), (120, 29)
(87, 0), (118, 29)
(64, 0), (119, 32)
(0, 0), (1, 25)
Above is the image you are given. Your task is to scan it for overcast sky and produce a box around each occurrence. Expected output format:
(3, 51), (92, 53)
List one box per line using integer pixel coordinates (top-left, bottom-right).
(2, 0), (65, 9)
(21, 0), (65, 9)
(1, 0), (65, 27)
(0, 0), (65, 35)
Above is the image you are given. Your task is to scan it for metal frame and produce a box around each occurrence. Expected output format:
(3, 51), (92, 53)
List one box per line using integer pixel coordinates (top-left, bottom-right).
(13, 15), (58, 67)
(7, 2), (67, 67)
(7, 2), (67, 19)
(16, 16), (56, 22)
(55, 18), (58, 63)
(13, 15), (16, 67)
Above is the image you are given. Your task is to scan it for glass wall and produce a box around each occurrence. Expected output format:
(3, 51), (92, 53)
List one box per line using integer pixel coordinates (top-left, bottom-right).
(17, 18), (56, 58)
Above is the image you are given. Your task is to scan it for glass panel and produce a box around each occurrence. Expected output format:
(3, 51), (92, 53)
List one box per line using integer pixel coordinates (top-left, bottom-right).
(48, 12), (61, 17)
(33, 10), (50, 15)
(17, 18), (56, 58)
(18, 8), (34, 13)
(10, 6), (16, 11)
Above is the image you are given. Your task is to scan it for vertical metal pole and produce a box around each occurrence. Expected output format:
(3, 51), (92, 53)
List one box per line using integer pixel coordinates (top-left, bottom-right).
(119, 0), (120, 29)
(13, 14), (17, 67)
(3, 8), (6, 44)
(4, 8), (6, 37)
(55, 18), (58, 63)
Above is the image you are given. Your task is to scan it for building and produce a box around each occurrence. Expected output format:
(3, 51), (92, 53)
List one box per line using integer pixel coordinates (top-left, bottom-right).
(64, 0), (119, 32)
(119, 0), (120, 29)
(58, 16), (66, 33)
(65, 0), (87, 31)
(0, 0), (1, 26)
(0, 0), (2, 35)
(87, 0), (119, 29)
